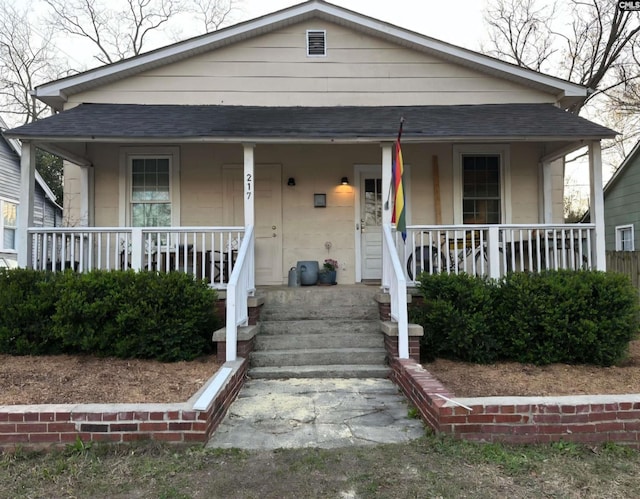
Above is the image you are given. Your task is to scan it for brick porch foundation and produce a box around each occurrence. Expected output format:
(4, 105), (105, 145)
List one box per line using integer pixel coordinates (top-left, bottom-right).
(0, 359), (248, 452)
(389, 356), (640, 448)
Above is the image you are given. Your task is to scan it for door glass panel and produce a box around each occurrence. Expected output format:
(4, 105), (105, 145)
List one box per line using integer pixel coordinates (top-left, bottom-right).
(364, 178), (382, 226)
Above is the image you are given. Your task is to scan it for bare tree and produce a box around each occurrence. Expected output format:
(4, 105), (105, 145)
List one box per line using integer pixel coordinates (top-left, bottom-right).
(189, 0), (237, 33)
(485, 0), (558, 72)
(43, 0), (240, 65)
(43, 0), (183, 65)
(0, 1), (67, 125)
(484, 0), (640, 115)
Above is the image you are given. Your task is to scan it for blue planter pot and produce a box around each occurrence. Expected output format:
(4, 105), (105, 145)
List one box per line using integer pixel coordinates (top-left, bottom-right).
(297, 260), (319, 286)
(318, 270), (337, 285)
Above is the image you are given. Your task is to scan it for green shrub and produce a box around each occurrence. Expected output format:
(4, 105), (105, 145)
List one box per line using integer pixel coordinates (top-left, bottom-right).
(0, 269), (219, 361)
(411, 270), (639, 366)
(0, 269), (62, 355)
(409, 273), (499, 363)
(52, 271), (218, 361)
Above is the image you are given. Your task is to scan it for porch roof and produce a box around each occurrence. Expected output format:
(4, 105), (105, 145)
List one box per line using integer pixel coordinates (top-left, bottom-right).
(7, 103), (616, 142)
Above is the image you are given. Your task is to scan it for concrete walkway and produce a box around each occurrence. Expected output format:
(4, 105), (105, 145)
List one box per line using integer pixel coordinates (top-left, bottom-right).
(207, 378), (425, 450)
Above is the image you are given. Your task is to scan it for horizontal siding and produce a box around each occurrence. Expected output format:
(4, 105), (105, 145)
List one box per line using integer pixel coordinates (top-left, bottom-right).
(605, 157), (640, 250)
(0, 138), (19, 201)
(71, 90), (552, 107)
(68, 20), (554, 108)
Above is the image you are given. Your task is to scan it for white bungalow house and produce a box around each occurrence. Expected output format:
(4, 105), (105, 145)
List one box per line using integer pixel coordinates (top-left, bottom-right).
(6, 0), (613, 359)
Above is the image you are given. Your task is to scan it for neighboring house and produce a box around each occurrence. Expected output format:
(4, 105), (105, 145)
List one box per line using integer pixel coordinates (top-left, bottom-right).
(5, 0), (614, 357)
(0, 116), (62, 264)
(602, 141), (640, 251)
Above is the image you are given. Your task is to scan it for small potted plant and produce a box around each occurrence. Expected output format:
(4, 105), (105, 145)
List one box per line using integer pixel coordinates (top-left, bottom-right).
(318, 258), (338, 285)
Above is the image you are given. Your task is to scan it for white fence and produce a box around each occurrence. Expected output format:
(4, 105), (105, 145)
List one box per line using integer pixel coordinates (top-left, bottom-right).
(27, 226), (245, 288)
(401, 224), (596, 283)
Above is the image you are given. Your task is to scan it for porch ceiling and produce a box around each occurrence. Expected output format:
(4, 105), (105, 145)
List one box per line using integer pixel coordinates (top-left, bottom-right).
(6, 103), (615, 143)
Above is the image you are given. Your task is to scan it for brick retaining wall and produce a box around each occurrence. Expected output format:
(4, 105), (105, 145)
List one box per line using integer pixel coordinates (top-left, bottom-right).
(0, 359), (248, 452)
(389, 356), (640, 447)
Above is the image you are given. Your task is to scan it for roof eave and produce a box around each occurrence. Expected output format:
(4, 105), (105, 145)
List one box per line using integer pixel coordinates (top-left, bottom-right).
(4, 134), (616, 144)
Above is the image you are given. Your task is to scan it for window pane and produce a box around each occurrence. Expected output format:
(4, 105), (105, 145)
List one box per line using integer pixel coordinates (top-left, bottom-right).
(3, 228), (15, 250)
(364, 178), (382, 226)
(131, 157), (171, 221)
(132, 203), (171, 227)
(3, 202), (17, 226)
(463, 155), (500, 224)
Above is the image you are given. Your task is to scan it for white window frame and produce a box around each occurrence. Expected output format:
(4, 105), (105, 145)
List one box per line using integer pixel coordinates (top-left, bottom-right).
(453, 144), (512, 224)
(119, 147), (180, 227)
(0, 197), (18, 253)
(615, 224), (634, 251)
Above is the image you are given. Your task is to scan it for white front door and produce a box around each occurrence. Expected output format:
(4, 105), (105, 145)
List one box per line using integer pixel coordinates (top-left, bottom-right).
(223, 164), (283, 285)
(360, 174), (383, 280)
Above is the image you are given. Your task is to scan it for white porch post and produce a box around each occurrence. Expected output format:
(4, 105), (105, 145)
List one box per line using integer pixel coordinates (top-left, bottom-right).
(243, 143), (255, 227)
(79, 166), (90, 226)
(542, 160), (553, 224)
(17, 141), (35, 268)
(487, 226), (501, 279)
(589, 141), (606, 271)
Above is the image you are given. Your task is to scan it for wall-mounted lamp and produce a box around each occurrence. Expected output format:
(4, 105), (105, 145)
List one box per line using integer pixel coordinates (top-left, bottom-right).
(341, 177), (349, 185)
(287, 177), (296, 186)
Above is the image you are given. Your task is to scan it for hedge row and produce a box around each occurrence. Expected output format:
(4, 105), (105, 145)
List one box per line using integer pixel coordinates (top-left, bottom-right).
(0, 269), (219, 361)
(410, 270), (640, 366)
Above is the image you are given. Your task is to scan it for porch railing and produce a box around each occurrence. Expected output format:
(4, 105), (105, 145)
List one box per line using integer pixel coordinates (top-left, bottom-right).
(400, 224), (596, 283)
(382, 223), (409, 359)
(225, 224), (255, 362)
(27, 226), (245, 288)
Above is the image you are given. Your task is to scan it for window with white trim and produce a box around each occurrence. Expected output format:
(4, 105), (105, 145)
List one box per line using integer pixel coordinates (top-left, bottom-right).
(462, 154), (501, 224)
(453, 145), (510, 225)
(616, 224), (634, 251)
(1, 199), (17, 250)
(130, 156), (171, 227)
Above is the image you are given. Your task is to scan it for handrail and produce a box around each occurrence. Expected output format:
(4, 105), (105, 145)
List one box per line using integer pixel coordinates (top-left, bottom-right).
(382, 223), (409, 359)
(225, 224), (255, 362)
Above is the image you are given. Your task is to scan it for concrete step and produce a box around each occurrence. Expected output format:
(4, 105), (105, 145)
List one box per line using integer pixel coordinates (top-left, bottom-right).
(257, 286), (379, 321)
(250, 347), (386, 368)
(259, 319), (380, 336)
(248, 364), (391, 379)
(255, 331), (384, 351)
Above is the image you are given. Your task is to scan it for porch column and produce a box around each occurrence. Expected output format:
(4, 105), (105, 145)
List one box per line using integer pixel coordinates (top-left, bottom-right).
(541, 160), (553, 224)
(17, 141), (35, 268)
(79, 166), (90, 226)
(381, 143), (393, 226)
(589, 141), (606, 271)
(243, 143), (255, 227)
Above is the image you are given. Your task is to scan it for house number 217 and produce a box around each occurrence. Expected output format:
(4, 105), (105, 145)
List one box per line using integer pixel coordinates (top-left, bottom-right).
(246, 173), (252, 199)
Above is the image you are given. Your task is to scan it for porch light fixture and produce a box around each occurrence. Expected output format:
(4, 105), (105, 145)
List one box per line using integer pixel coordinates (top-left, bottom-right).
(341, 177), (349, 185)
(287, 177), (296, 186)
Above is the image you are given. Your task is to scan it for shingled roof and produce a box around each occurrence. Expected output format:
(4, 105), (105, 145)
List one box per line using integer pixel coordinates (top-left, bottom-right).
(6, 103), (616, 141)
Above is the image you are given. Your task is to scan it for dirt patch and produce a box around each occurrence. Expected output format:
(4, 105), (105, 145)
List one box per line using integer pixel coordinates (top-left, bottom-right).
(0, 354), (219, 405)
(2, 340), (640, 405)
(425, 339), (640, 397)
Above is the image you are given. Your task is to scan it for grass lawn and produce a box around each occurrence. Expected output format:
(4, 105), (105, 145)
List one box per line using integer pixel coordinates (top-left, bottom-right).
(2, 435), (639, 498)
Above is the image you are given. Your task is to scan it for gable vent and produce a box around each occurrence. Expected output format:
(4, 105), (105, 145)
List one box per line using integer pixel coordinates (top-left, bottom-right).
(307, 30), (326, 57)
